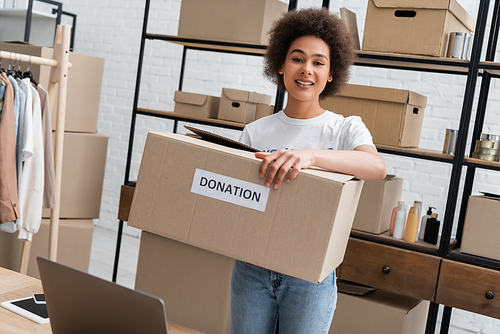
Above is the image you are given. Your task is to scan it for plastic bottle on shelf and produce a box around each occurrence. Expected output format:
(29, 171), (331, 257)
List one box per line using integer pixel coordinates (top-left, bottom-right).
(404, 205), (419, 243)
(392, 201), (407, 240)
(419, 207), (436, 240)
(413, 200), (423, 241)
(389, 205), (398, 236)
(424, 213), (440, 245)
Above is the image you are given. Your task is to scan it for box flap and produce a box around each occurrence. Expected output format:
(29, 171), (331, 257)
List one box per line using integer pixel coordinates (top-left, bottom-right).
(338, 84), (427, 107)
(222, 88), (250, 102)
(371, 0), (451, 10)
(449, 0), (475, 31)
(407, 91), (428, 108)
(184, 126), (259, 152)
(153, 133), (356, 183)
(371, 0), (475, 32)
(338, 280), (376, 296)
(478, 191), (500, 200)
(248, 92), (273, 105)
(174, 91), (208, 106)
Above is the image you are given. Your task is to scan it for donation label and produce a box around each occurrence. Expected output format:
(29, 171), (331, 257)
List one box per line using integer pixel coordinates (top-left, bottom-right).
(191, 168), (270, 212)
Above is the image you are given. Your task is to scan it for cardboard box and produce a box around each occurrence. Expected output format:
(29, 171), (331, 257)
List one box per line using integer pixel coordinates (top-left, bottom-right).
(128, 132), (364, 283)
(136, 232), (233, 334)
(173, 91), (220, 119)
(0, 219), (93, 279)
(0, 42), (104, 133)
(330, 283), (429, 334)
(27, 219), (94, 278)
(218, 88), (272, 124)
(461, 195), (500, 261)
(118, 183), (135, 222)
(178, 0), (288, 45)
(320, 84), (427, 147)
(352, 175), (404, 234)
(255, 103), (275, 120)
(362, 0), (475, 57)
(42, 132), (108, 219)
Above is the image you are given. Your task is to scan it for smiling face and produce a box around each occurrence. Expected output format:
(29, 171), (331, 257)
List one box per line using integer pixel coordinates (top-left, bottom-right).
(279, 35), (332, 105)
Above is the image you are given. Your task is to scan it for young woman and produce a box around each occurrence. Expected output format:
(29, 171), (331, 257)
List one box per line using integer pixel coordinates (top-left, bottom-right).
(231, 8), (386, 334)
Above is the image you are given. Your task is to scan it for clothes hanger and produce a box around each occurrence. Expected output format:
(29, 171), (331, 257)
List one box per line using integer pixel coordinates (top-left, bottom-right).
(14, 53), (24, 80)
(6, 56), (16, 77)
(23, 55), (38, 86)
(0, 51), (6, 74)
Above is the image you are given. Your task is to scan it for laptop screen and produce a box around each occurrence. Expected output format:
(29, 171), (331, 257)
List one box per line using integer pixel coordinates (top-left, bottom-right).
(36, 257), (168, 334)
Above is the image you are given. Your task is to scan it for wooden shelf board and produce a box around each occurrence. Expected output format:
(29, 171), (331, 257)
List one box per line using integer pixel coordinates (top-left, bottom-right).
(146, 34), (266, 56)
(448, 249), (500, 272)
(136, 108), (246, 129)
(465, 157), (500, 168)
(376, 144), (454, 160)
(145, 34), (472, 73)
(480, 61), (500, 76)
(485, 69), (500, 76)
(351, 230), (441, 254)
(355, 50), (470, 74)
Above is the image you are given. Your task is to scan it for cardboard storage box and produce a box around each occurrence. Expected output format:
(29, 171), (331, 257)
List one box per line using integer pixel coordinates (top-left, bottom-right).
(255, 103), (275, 120)
(178, 0), (288, 45)
(136, 232), (234, 334)
(173, 91), (220, 119)
(362, 0), (475, 57)
(461, 195), (500, 261)
(0, 42), (104, 133)
(320, 84), (427, 147)
(42, 132), (108, 219)
(128, 132), (364, 283)
(352, 175), (404, 234)
(330, 283), (429, 334)
(218, 88), (272, 124)
(0, 219), (93, 279)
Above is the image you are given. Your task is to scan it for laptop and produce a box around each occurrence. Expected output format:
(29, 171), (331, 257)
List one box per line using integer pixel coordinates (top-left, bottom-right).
(36, 257), (168, 334)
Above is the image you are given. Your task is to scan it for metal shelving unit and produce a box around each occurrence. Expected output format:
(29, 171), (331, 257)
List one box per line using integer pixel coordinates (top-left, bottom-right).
(114, 1), (500, 333)
(24, 0), (77, 50)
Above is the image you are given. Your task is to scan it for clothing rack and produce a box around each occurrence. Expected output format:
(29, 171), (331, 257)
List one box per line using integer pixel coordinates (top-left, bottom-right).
(0, 24), (71, 274)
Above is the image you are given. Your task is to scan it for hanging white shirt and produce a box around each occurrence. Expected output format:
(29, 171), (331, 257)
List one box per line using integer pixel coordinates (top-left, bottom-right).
(17, 83), (44, 241)
(17, 79), (34, 163)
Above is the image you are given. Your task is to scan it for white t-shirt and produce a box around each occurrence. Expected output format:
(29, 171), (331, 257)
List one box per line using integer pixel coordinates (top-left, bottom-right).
(239, 110), (375, 152)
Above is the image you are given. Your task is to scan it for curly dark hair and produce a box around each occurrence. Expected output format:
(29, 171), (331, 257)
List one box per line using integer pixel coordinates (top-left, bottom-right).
(264, 7), (355, 99)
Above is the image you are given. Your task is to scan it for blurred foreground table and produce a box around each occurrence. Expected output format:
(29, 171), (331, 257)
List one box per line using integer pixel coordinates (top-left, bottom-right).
(0, 266), (204, 334)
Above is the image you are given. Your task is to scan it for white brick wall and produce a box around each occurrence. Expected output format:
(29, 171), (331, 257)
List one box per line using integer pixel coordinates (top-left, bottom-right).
(56, 0), (500, 332)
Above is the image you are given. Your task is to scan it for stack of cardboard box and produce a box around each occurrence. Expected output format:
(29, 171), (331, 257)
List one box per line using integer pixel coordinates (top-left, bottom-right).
(461, 195), (500, 261)
(129, 132), (365, 333)
(329, 281), (429, 334)
(0, 42), (107, 279)
(174, 88), (274, 124)
(320, 84), (427, 148)
(362, 0), (475, 57)
(177, 0), (288, 45)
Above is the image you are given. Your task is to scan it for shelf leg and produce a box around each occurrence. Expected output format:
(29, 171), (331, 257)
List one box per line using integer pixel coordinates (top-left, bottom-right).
(439, 306), (453, 334)
(425, 302), (440, 334)
(112, 220), (125, 283)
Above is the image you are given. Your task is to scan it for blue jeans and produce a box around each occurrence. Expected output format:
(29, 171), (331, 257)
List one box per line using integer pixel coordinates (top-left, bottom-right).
(231, 260), (337, 334)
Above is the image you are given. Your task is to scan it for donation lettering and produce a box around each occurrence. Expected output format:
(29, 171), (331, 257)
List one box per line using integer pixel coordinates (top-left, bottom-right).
(199, 176), (262, 202)
(191, 168), (270, 212)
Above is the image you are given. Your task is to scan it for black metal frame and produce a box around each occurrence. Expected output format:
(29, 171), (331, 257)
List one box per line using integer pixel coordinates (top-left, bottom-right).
(24, 0), (76, 50)
(114, 0), (500, 333)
